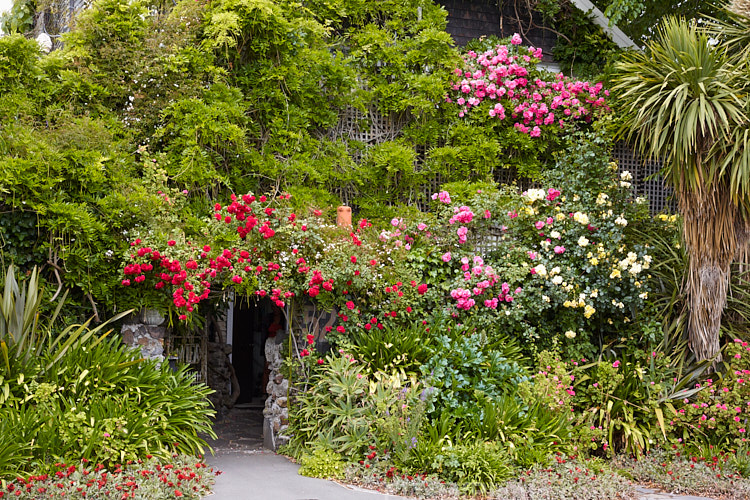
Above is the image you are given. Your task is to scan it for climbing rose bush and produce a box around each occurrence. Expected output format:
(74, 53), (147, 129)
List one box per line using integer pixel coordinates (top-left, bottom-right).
(446, 34), (610, 138)
(121, 160), (649, 361)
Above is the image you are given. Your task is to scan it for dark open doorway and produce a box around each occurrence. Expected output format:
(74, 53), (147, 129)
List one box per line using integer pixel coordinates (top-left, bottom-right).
(231, 298), (284, 406)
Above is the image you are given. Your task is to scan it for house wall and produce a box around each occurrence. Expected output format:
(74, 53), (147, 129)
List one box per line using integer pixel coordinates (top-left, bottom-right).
(438, 0), (558, 61)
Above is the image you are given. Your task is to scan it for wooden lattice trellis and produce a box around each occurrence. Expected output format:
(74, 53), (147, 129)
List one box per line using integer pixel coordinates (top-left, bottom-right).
(611, 142), (674, 215)
(330, 105), (673, 216)
(165, 325), (208, 384)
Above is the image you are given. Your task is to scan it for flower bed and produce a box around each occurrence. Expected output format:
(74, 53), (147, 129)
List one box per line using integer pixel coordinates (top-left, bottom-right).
(0, 455), (218, 499)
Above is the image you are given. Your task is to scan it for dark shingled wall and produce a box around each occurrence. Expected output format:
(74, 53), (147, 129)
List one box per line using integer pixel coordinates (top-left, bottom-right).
(438, 0), (558, 61)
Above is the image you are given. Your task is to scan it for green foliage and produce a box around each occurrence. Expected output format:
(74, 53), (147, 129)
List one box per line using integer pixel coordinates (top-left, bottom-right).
(432, 440), (513, 494)
(668, 341), (750, 449)
(0, 266), (215, 476)
(0, 35), (40, 92)
(465, 392), (569, 468)
(370, 376), (427, 467)
(572, 346), (706, 457)
(298, 447), (347, 479)
(286, 353), (372, 459)
(346, 321), (435, 376)
(420, 322), (528, 419)
(154, 83), (248, 188)
(0, 0), (35, 35)
(613, 17), (746, 196)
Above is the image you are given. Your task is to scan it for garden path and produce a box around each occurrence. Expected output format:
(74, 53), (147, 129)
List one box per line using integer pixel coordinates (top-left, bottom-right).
(202, 407), (399, 499)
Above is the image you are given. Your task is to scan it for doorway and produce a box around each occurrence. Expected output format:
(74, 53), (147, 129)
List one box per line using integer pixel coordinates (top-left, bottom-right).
(231, 298), (283, 406)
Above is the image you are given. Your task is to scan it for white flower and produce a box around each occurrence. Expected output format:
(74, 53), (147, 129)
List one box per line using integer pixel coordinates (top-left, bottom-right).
(615, 216), (628, 227)
(620, 181), (632, 188)
(629, 263), (643, 275)
(639, 292), (649, 299)
(552, 276), (563, 285)
(578, 236), (589, 247)
(596, 193), (609, 205)
(565, 330), (576, 339)
(550, 230), (561, 239)
(550, 266), (561, 275)
(620, 170), (633, 181)
(590, 288), (599, 298)
(573, 212), (590, 225)
(524, 189), (546, 202)
(533, 264), (548, 276)
(542, 295), (550, 303)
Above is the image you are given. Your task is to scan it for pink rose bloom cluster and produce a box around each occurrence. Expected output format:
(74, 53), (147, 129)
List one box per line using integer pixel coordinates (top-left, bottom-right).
(431, 190), (452, 204)
(449, 205), (474, 225)
(450, 256), (520, 310)
(447, 34), (610, 137)
(457, 226), (469, 244)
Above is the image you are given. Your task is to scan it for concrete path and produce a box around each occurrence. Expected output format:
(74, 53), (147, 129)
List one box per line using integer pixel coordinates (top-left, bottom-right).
(203, 408), (399, 499)
(205, 449), (401, 500)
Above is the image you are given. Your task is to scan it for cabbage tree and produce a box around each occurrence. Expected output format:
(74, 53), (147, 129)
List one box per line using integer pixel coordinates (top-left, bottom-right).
(613, 17), (750, 364)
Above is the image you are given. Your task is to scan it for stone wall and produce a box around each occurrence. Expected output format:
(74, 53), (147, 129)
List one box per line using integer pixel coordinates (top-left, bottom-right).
(263, 339), (289, 449)
(207, 341), (237, 415)
(121, 322), (165, 361)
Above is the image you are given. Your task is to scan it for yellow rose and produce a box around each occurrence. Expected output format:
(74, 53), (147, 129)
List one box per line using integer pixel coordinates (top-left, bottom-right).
(583, 305), (596, 318)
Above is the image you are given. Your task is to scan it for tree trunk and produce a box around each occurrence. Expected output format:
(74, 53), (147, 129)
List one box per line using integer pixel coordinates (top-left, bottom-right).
(680, 181), (737, 364)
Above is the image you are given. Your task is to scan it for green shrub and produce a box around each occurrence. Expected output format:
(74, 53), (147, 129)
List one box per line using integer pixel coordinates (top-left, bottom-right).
(286, 352), (372, 459)
(0, 266), (216, 477)
(298, 447), (347, 479)
(347, 321), (435, 377)
(432, 440), (513, 494)
(420, 323), (528, 419)
(465, 392), (570, 468)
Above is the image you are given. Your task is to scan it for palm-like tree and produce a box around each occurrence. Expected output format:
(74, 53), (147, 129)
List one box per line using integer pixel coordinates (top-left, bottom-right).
(613, 17), (750, 363)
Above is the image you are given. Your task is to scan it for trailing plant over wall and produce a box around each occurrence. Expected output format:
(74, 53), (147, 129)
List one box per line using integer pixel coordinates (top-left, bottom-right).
(0, 0), (615, 323)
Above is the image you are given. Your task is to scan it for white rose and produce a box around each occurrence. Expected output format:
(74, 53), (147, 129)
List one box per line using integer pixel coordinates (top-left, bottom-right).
(573, 212), (590, 225)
